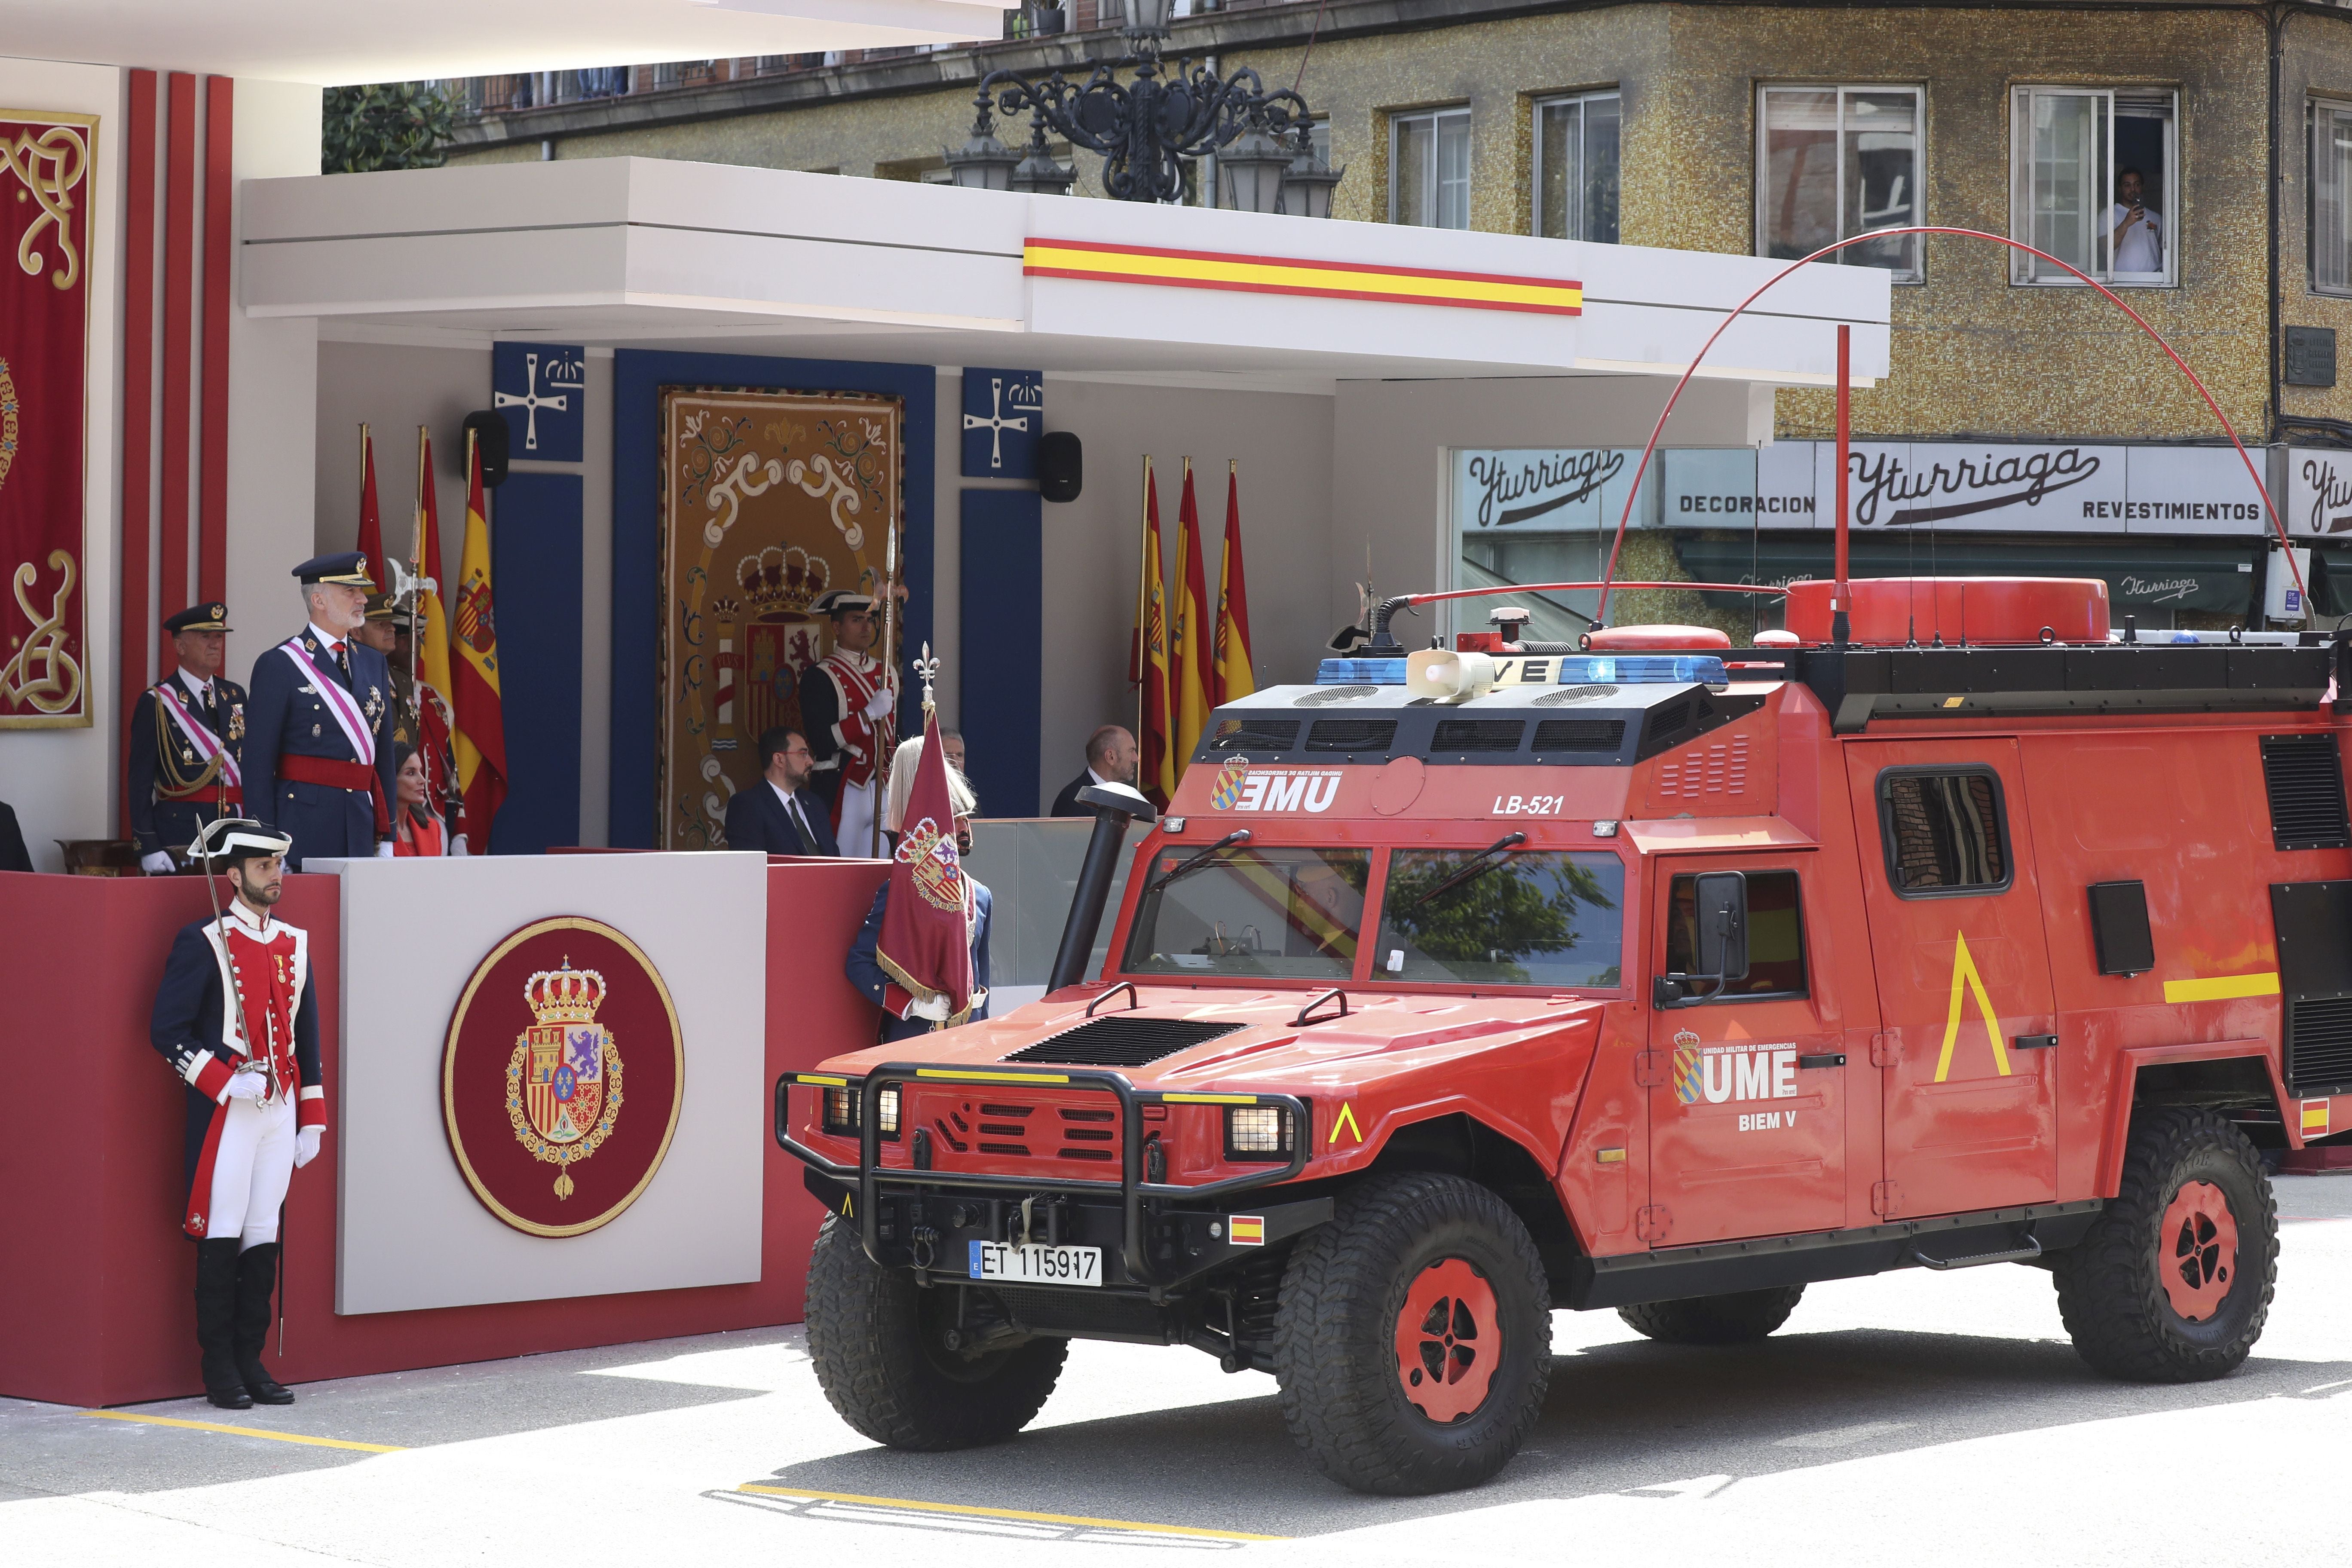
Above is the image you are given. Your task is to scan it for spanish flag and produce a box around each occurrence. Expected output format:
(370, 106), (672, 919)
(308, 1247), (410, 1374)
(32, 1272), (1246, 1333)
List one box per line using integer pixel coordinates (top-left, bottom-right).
(450, 429), (508, 850)
(1170, 459), (1213, 772)
(1136, 460), (1176, 808)
(1213, 461), (1254, 705)
(408, 428), (460, 821)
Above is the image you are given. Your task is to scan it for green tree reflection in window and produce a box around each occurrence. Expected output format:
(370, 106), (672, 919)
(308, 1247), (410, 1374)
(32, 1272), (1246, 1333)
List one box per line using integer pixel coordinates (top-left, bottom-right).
(1375, 850), (1624, 987)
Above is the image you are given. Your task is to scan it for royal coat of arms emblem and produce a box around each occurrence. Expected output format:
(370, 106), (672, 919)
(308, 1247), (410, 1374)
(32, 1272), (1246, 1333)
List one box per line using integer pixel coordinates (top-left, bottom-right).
(506, 958), (624, 1199)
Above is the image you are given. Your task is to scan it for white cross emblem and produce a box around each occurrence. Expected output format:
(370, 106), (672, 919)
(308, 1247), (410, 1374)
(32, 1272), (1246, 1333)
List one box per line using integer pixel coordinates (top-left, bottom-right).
(493, 351), (570, 451)
(962, 376), (1033, 470)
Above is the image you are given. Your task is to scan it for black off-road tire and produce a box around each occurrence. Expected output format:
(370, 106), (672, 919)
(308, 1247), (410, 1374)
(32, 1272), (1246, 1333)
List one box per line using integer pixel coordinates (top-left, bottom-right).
(1273, 1173), (1552, 1496)
(2053, 1107), (2277, 1383)
(1617, 1285), (1806, 1345)
(803, 1213), (1069, 1450)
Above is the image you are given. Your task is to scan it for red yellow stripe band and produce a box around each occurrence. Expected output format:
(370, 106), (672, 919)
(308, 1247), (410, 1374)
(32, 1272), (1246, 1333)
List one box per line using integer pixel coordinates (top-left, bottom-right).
(1023, 238), (1583, 316)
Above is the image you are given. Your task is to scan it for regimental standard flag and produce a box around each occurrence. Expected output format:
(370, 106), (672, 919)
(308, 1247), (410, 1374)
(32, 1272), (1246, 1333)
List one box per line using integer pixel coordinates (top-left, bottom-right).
(1213, 461), (1255, 706)
(1136, 460), (1176, 808)
(876, 707), (977, 1026)
(1170, 459), (1213, 775)
(451, 429), (508, 850)
(412, 428), (460, 820)
(356, 426), (386, 594)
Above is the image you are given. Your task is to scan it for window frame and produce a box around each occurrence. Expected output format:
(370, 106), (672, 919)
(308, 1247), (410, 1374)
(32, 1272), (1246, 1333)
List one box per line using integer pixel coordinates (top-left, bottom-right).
(1874, 766), (2018, 900)
(2312, 96), (2352, 297)
(1755, 82), (1926, 283)
(1390, 105), (1473, 230)
(1660, 867), (1811, 1006)
(2009, 84), (2179, 288)
(1531, 88), (1622, 243)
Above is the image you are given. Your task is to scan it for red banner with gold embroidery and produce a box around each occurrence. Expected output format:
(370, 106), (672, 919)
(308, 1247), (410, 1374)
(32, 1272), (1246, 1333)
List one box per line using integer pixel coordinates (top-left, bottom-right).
(0, 111), (93, 729)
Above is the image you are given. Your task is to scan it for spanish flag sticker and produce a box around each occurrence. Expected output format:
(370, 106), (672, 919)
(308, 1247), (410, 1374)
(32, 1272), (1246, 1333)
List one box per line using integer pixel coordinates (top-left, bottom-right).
(2303, 1100), (2331, 1137)
(1228, 1215), (1266, 1246)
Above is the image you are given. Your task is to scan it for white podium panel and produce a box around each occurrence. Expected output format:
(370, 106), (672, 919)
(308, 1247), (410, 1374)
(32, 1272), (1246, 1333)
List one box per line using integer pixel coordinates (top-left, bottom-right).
(323, 852), (768, 1314)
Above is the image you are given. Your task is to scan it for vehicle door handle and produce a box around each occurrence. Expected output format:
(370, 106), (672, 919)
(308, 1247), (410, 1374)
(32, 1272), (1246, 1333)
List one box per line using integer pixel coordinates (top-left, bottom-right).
(2012, 1034), (2058, 1051)
(1797, 1053), (1846, 1069)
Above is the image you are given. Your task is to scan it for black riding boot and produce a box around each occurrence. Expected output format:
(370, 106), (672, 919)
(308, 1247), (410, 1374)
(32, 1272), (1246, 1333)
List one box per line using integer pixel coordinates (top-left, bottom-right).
(233, 1242), (293, 1405)
(195, 1239), (251, 1409)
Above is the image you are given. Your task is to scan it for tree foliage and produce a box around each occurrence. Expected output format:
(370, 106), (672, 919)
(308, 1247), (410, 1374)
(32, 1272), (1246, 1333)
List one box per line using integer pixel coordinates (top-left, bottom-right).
(1379, 852), (1618, 984)
(322, 83), (455, 175)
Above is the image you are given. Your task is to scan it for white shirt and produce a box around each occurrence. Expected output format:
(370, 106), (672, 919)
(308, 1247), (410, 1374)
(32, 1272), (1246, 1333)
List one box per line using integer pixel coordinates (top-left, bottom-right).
(2110, 203), (2164, 275)
(767, 778), (826, 852)
(177, 668), (216, 705)
(305, 622), (349, 659)
(1086, 766), (1112, 789)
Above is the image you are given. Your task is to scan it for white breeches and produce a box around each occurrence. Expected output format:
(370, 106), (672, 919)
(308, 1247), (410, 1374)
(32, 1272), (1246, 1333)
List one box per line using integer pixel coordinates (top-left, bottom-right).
(209, 1096), (296, 1249)
(837, 778), (879, 859)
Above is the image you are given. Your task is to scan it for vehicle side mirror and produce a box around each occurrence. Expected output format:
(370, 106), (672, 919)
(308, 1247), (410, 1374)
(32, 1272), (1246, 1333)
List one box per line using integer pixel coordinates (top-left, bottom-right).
(1696, 871), (1749, 985)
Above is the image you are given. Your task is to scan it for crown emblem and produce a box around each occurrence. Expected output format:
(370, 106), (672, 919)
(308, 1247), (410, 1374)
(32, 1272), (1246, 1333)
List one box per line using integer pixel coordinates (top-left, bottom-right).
(525, 957), (606, 1023)
(710, 595), (741, 623)
(738, 545), (829, 620)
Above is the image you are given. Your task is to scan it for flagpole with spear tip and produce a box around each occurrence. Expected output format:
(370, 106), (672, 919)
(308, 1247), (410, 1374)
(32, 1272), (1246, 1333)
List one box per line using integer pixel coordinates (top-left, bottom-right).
(878, 481), (902, 859)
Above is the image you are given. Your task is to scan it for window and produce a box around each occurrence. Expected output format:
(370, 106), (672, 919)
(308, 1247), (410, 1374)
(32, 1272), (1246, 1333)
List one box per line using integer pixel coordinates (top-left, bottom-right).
(2011, 87), (2176, 285)
(1664, 870), (1807, 998)
(1535, 91), (1620, 243)
(1759, 86), (1922, 279)
(1392, 107), (1472, 229)
(2314, 100), (2352, 294)
(1374, 850), (1625, 987)
(1878, 770), (2012, 894)
(1123, 846), (1369, 979)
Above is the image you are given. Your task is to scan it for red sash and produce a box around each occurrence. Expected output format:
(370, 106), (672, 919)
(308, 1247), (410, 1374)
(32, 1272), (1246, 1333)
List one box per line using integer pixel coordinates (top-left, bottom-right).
(280, 753), (392, 836)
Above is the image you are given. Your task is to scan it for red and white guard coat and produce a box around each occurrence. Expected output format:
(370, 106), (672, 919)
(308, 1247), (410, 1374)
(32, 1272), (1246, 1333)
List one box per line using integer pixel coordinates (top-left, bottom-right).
(798, 646), (894, 845)
(148, 903), (325, 1240)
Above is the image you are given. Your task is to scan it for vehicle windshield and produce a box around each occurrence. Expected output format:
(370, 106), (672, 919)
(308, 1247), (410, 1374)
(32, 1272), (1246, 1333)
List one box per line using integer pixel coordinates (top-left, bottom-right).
(1123, 846), (1370, 979)
(1373, 850), (1625, 987)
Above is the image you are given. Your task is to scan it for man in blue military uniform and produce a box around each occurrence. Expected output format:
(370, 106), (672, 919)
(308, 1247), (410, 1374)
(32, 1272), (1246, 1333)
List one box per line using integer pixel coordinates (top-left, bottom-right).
(242, 553), (399, 869)
(129, 603), (248, 874)
(150, 818), (327, 1409)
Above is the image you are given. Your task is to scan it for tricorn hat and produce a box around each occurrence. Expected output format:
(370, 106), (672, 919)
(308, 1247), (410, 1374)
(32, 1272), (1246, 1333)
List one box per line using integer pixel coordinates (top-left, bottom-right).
(811, 589), (877, 618)
(190, 817), (293, 867)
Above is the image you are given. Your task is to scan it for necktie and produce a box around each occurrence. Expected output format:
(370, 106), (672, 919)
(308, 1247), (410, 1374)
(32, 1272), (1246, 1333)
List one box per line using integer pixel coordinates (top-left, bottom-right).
(787, 795), (813, 851)
(333, 643), (352, 685)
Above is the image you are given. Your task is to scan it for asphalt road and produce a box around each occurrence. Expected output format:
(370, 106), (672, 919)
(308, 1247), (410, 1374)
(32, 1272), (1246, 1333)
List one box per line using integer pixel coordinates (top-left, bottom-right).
(6, 1174), (2349, 1567)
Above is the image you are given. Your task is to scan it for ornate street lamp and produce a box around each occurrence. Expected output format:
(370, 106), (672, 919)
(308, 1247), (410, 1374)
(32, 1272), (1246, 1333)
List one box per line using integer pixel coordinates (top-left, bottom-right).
(1009, 112), (1079, 196)
(950, 0), (1341, 208)
(1279, 123), (1344, 219)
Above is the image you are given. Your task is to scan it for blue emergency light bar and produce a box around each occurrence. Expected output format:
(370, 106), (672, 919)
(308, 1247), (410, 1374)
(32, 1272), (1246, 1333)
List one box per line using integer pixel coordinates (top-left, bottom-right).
(1317, 654), (1732, 686)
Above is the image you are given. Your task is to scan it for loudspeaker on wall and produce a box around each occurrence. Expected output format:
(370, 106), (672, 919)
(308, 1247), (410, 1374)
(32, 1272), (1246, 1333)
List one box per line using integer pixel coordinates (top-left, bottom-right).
(1038, 430), (1082, 503)
(461, 410), (511, 487)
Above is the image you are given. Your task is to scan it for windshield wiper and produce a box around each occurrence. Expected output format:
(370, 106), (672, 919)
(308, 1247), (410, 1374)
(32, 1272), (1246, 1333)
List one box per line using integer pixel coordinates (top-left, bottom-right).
(1401, 832), (1528, 911)
(1144, 830), (1252, 895)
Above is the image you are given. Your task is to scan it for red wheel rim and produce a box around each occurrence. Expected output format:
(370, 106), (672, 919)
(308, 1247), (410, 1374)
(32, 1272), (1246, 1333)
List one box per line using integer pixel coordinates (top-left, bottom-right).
(1392, 1257), (1500, 1423)
(2157, 1180), (2239, 1322)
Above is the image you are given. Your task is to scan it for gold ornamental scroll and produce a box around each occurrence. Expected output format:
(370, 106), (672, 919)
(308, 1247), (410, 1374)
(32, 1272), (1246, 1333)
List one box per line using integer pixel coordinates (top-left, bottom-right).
(657, 388), (903, 850)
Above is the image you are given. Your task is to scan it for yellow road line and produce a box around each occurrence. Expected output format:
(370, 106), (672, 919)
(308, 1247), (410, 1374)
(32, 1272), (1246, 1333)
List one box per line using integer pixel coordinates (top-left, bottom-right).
(82, 1409), (405, 1454)
(735, 1483), (1284, 1541)
(2162, 971), (2280, 1004)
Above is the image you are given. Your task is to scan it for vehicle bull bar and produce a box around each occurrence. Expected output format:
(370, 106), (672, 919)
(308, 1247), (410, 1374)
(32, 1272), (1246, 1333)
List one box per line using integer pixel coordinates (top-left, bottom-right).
(774, 1063), (1311, 1286)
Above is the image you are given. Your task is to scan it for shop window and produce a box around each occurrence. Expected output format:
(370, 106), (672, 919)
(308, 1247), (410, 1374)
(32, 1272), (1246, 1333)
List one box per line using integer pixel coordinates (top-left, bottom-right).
(1535, 91), (1620, 243)
(1392, 107), (1472, 230)
(1758, 85), (1922, 280)
(1877, 769), (2012, 895)
(2313, 100), (2352, 295)
(1664, 870), (1807, 998)
(2011, 87), (2177, 286)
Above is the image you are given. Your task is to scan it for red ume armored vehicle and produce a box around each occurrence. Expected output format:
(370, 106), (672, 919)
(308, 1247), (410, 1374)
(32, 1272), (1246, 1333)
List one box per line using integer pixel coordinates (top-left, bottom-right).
(779, 573), (2349, 1495)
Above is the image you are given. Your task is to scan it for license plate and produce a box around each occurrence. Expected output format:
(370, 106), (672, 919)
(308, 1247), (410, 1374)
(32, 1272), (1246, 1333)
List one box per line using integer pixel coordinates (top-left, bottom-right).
(968, 1240), (1102, 1287)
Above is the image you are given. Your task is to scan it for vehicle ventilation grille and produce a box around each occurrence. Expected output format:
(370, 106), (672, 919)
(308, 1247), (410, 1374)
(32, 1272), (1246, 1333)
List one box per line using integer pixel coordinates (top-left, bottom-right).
(1533, 718), (1628, 752)
(1295, 685), (1384, 706)
(2261, 734), (2351, 850)
(1204, 717), (1301, 753)
(1001, 1015), (1250, 1068)
(1648, 699), (1693, 737)
(1534, 684), (1619, 706)
(1305, 718), (1397, 753)
(2287, 995), (2352, 1096)
(1430, 720), (1525, 753)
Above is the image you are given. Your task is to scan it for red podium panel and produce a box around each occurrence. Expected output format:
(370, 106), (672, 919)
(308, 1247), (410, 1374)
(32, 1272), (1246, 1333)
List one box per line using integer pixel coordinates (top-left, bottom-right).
(0, 858), (885, 1407)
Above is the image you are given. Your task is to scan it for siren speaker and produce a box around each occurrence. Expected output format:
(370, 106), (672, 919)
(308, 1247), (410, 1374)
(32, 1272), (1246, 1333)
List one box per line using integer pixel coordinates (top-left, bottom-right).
(1038, 430), (1082, 502)
(1406, 649), (1497, 704)
(461, 411), (511, 487)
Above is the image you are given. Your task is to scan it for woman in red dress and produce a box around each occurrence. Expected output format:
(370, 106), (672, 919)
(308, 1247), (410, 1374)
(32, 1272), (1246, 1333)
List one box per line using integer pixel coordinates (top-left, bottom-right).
(390, 743), (450, 857)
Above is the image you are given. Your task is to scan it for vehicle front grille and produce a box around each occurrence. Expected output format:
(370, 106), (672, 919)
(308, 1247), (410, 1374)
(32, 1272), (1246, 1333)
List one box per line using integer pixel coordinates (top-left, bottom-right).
(1003, 1014), (1249, 1068)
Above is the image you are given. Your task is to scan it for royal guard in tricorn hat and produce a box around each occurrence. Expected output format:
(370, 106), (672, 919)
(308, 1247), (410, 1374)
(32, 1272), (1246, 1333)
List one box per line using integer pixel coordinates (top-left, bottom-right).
(798, 588), (897, 856)
(242, 552), (400, 869)
(149, 818), (326, 1408)
(129, 602), (248, 874)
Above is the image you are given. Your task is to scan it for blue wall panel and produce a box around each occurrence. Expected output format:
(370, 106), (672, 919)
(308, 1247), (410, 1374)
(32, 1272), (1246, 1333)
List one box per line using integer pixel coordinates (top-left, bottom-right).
(487, 472), (583, 854)
(959, 488), (1043, 818)
(609, 352), (935, 847)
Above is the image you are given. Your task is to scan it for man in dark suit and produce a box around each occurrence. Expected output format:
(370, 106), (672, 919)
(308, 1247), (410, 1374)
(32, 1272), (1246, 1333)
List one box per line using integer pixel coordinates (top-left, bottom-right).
(1050, 724), (1140, 817)
(723, 726), (839, 855)
(129, 602), (248, 873)
(242, 553), (400, 869)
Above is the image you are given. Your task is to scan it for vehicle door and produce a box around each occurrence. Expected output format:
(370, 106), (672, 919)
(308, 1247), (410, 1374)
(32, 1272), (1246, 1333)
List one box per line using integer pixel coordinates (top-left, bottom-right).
(1845, 740), (2059, 1216)
(1645, 854), (1848, 1244)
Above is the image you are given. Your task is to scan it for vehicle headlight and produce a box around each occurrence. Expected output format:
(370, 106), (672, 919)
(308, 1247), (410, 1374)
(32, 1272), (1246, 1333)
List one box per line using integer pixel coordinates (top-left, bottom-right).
(821, 1085), (900, 1138)
(876, 1086), (900, 1135)
(1225, 1104), (1293, 1160)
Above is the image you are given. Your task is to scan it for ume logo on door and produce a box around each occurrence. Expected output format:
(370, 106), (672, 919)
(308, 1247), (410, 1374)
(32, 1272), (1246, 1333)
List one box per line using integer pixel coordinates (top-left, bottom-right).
(1208, 759), (1341, 813)
(1672, 1029), (1801, 1129)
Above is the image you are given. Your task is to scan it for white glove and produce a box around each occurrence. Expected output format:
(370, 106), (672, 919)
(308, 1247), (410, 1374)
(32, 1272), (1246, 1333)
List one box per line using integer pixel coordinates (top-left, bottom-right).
(862, 687), (895, 722)
(375, 840), (395, 859)
(294, 1124), (323, 1169)
(141, 851), (177, 875)
(907, 993), (950, 1022)
(450, 833), (470, 858)
(228, 1068), (271, 1103)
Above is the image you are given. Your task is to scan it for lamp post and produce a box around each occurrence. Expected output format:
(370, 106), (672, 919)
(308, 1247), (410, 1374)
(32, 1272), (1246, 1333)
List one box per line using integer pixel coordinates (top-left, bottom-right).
(1279, 122), (1344, 218)
(948, 0), (1341, 210)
